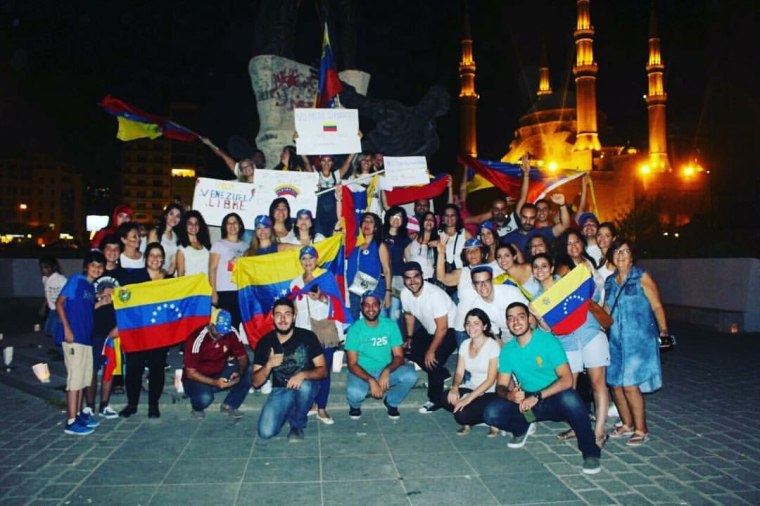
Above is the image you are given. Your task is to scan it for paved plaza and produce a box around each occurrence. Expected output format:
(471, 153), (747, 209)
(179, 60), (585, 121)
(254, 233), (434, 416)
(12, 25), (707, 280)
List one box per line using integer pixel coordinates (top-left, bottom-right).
(0, 322), (758, 505)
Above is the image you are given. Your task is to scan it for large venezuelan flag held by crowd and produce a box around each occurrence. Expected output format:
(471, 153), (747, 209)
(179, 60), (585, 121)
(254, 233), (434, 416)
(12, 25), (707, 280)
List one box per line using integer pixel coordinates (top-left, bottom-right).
(531, 264), (595, 335)
(113, 274), (212, 352)
(234, 235), (348, 348)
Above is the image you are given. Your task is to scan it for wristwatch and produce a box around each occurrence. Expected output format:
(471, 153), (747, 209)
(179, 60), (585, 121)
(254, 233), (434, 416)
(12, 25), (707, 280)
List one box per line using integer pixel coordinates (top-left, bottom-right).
(533, 391), (543, 403)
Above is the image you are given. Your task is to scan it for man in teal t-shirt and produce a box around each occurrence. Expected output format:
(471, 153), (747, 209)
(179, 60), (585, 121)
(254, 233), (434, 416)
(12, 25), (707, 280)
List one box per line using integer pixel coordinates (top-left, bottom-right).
(345, 292), (417, 420)
(483, 302), (602, 475)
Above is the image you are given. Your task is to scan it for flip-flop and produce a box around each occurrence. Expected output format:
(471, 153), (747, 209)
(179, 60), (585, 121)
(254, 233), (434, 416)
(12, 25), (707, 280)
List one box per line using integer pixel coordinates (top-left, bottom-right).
(609, 424), (634, 438)
(556, 428), (576, 440)
(627, 432), (650, 447)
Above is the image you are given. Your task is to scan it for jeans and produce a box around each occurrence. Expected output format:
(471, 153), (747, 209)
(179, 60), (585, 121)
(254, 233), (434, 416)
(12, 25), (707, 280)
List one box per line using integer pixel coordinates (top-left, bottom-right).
(314, 347), (335, 410)
(183, 362), (252, 412)
(440, 388), (496, 426)
(257, 380), (320, 439)
(483, 389), (601, 459)
(346, 364), (418, 409)
(406, 328), (457, 404)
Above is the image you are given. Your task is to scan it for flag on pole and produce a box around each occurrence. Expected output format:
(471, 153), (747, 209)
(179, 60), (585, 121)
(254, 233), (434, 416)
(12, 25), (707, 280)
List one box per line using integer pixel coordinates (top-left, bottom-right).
(459, 155), (585, 203)
(99, 96), (199, 142)
(384, 174), (451, 207)
(315, 23), (343, 108)
(531, 264), (594, 335)
(113, 274), (212, 352)
(234, 235), (345, 347)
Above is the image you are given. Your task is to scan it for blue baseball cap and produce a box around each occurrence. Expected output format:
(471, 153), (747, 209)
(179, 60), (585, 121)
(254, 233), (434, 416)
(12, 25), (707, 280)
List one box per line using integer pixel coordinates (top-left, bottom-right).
(296, 209), (313, 220)
(360, 291), (381, 304)
(479, 221), (495, 233)
(578, 212), (599, 227)
(254, 215), (272, 229)
(470, 264), (493, 277)
(211, 308), (233, 335)
(299, 245), (318, 259)
(464, 238), (483, 249)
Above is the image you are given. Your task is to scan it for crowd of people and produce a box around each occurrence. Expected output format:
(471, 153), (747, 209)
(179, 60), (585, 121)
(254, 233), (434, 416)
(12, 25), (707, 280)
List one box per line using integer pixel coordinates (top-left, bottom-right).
(44, 146), (670, 475)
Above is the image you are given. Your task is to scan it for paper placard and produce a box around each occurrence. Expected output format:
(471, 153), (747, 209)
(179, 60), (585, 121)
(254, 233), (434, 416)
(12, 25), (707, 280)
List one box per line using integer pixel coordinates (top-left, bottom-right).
(383, 156), (429, 188)
(294, 108), (361, 155)
(252, 170), (319, 218)
(192, 178), (258, 227)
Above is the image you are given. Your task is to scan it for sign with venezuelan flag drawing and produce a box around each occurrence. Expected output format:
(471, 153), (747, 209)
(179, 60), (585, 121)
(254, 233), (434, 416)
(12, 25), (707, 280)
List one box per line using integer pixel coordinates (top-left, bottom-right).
(532, 264), (594, 335)
(294, 108), (360, 155)
(113, 274), (212, 352)
(233, 235), (347, 348)
(252, 169), (318, 218)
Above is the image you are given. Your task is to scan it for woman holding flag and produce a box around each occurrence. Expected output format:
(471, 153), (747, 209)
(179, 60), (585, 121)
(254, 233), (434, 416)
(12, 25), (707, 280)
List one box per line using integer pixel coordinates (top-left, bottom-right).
(290, 246), (342, 425)
(531, 253), (610, 448)
(347, 213), (392, 321)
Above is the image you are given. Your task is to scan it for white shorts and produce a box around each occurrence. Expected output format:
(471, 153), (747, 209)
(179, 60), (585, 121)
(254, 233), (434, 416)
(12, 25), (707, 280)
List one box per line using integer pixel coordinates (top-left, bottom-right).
(566, 331), (610, 374)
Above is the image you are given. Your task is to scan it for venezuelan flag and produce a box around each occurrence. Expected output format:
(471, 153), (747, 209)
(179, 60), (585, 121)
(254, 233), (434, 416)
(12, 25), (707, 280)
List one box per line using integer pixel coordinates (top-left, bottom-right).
(459, 155), (585, 203)
(290, 268), (352, 325)
(384, 174), (451, 207)
(234, 235), (344, 348)
(113, 274), (212, 352)
(102, 337), (118, 381)
(315, 23), (343, 108)
(532, 264), (594, 335)
(494, 272), (533, 300)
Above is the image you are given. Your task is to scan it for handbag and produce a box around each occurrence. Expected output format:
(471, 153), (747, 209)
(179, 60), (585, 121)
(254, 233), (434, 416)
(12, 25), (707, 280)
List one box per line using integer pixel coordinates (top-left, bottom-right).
(348, 270), (379, 296)
(659, 334), (677, 351)
(589, 300), (613, 331)
(306, 298), (341, 348)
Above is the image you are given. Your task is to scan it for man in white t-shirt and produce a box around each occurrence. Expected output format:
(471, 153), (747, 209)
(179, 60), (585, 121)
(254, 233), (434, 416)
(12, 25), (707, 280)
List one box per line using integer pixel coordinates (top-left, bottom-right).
(461, 265), (529, 341)
(400, 262), (457, 413)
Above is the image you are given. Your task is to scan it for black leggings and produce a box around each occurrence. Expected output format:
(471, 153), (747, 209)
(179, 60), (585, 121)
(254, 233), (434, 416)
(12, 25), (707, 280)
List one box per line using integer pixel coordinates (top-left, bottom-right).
(407, 328), (457, 403)
(125, 347), (169, 407)
(441, 388), (497, 426)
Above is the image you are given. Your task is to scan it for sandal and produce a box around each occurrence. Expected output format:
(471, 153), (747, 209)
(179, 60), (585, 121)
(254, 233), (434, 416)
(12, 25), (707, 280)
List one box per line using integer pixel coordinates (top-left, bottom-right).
(596, 434), (609, 449)
(486, 426), (500, 438)
(627, 432), (650, 447)
(609, 424), (634, 438)
(457, 425), (471, 436)
(556, 428), (576, 441)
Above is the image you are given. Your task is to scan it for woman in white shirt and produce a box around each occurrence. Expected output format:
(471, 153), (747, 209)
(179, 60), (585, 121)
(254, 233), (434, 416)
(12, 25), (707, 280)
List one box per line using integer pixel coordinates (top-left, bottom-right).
(440, 308), (502, 436)
(176, 210), (211, 277)
(209, 213), (247, 330)
(148, 203), (183, 276)
(118, 223), (144, 269)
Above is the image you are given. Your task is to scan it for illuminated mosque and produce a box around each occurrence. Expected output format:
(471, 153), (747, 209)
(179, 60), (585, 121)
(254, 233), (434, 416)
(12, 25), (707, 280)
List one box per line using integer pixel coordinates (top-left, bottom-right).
(458, 0), (709, 225)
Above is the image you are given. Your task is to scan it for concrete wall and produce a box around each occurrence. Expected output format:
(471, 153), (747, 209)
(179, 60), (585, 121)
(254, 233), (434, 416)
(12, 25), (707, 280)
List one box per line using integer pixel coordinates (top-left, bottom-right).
(1, 257), (758, 332)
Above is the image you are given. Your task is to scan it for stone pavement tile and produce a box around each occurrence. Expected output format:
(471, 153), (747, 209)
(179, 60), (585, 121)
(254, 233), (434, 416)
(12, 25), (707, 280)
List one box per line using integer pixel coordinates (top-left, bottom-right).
(631, 484), (673, 504)
(322, 479), (409, 506)
(53, 469), (91, 484)
(734, 490), (760, 504)
(237, 481), (321, 506)
(710, 473), (758, 492)
(609, 471), (653, 487)
(322, 455), (398, 481)
(150, 483), (240, 505)
(115, 436), (190, 460)
(81, 459), (172, 486)
(447, 431), (510, 452)
(243, 457), (320, 483)
(66, 485), (157, 505)
(544, 460), (584, 477)
(373, 412), (442, 434)
(163, 457), (247, 484)
(35, 483), (76, 500)
(460, 449), (546, 475)
(557, 474), (598, 492)
(479, 472), (579, 505)
(384, 433), (457, 455)
(392, 451), (472, 479)
(5, 478), (48, 500)
(607, 492), (655, 505)
(252, 434), (320, 458)
(319, 434), (389, 457)
(574, 489), (617, 505)
(664, 466), (702, 482)
(586, 477), (634, 495)
(317, 416), (381, 436)
(2, 498), (37, 506)
(683, 462), (725, 478)
(182, 437), (253, 459)
(404, 476), (498, 505)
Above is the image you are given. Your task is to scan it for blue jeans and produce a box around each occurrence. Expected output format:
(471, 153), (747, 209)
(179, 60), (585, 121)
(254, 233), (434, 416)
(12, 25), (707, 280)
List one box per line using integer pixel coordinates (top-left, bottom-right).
(483, 389), (601, 459)
(257, 380), (320, 439)
(183, 363), (252, 412)
(314, 347), (335, 410)
(346, 364), (418, 409)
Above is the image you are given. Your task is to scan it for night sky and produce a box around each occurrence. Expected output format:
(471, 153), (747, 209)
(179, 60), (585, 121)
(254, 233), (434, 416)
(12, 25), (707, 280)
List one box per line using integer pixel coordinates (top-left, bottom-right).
(2, 0), (758, 220)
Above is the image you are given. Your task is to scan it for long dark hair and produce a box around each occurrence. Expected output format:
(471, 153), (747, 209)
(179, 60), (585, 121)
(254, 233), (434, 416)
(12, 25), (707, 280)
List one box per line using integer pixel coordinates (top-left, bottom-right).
(220, 213), (244, 239)
(178, 210), (211, 249)
(416, 211), (440, 244)
(154, 203), (184, 243)
(144, 242), (165, 268)
(274, 145), (305, 171)
(439, 203), (465, 233)
(360, 212), (383, 245)
(555, 229), (596, 270)
(269, 197), (293, 232)
(383, 206), (408, 237)
(464, 308), (496, 340)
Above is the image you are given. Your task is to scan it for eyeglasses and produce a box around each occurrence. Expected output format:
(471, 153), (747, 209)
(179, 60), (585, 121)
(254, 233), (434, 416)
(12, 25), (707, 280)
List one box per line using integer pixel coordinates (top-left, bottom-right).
(472, 279), (491, 286)
(614, 248), (632, 255)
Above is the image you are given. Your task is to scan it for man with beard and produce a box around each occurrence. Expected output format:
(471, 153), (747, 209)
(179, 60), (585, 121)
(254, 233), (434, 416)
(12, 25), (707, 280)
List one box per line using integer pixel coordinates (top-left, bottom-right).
(253, 298), (327, 442)
(483, 302), (602, 475)
(400, 262), (457, 414)
(501, 193), (571, 254)
(344, 291), (417, 420)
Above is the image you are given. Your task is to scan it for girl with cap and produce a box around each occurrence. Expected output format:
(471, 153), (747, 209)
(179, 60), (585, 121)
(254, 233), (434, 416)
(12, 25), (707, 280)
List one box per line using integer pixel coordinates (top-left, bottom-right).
(478, 222), (498, 263)
(290, 245), (341, 424)
(244, 215), (278, 256)
(281, 209), (326, 247)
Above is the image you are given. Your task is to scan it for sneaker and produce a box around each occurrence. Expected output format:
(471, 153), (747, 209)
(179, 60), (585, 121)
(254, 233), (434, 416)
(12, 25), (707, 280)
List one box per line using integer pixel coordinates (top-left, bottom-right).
(527, 422), (537, 436)
(64, 419), (93, 436)
(260, 380), (272, 395)
(417, 401), (441, 414)
(220, 404), (244, 419)
(384, 399), (400, 420)
(191, 410), (205, 420)
(349, 407), (362, 420)
(98, 406), (119, 420)
(287, 427), (304, 443)
(77, 412), (100, 429)
(507, 430), (531, 449)
(582, 457), (601, 475)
